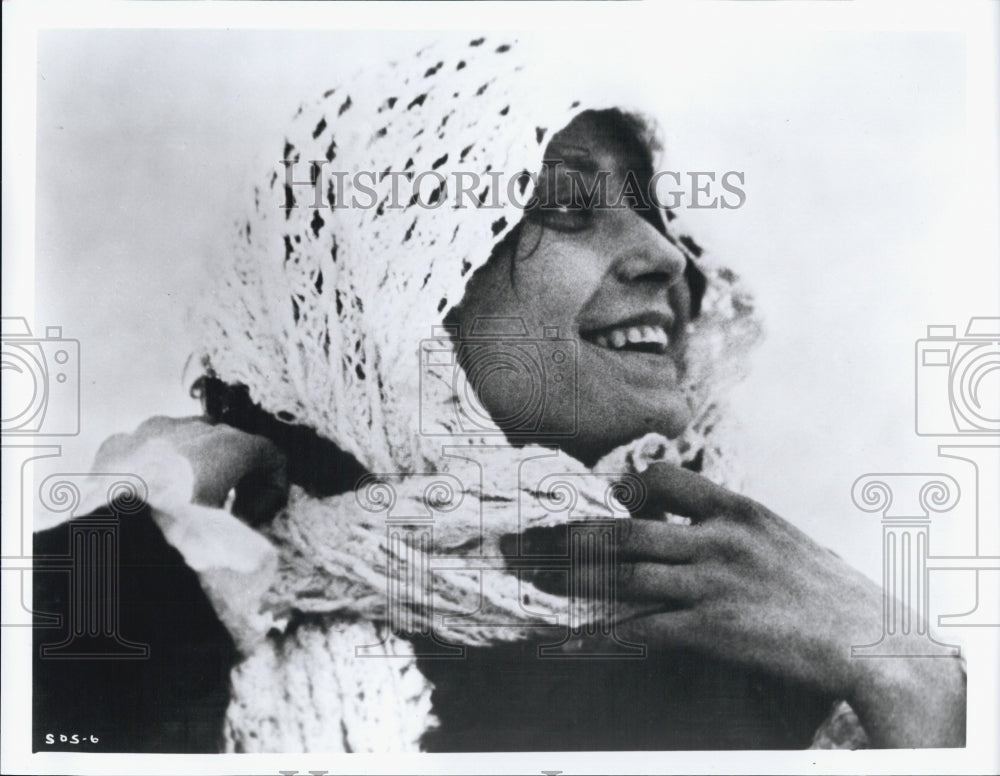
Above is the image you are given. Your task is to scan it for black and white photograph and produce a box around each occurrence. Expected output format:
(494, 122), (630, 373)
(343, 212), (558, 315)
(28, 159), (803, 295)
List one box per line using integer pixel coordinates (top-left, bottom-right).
(2, 2), (998, 774)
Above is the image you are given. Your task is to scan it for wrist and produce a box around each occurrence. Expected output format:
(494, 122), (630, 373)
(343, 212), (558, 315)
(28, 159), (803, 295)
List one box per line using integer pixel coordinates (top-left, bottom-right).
(846, 652), (966, 748)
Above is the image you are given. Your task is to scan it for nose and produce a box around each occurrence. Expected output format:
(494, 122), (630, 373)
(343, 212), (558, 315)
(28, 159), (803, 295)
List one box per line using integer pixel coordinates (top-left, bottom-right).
(608, 216), (687, 289)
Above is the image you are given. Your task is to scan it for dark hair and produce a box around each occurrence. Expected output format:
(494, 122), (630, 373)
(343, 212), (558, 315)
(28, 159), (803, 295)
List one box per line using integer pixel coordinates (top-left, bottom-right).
(191, 372), (368, 498)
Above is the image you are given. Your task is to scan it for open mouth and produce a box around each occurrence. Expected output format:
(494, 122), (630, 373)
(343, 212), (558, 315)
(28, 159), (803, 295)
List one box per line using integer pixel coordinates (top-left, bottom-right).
(578, 312), (674, 356)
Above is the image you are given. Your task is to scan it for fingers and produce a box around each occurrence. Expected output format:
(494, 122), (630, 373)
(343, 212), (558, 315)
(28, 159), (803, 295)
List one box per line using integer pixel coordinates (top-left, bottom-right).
(162, 423), (291, 524)
(95, 417), (211, 467)
(501, 519), (715, 607)
(196, 429), (289, 525)
(183, 428), (288, 508)
(134, 415), (210, 443)
(613, 518), (706, 562)
(501, 519), (704, 564)
(527, 561), (705, 604)
(634, 462), (746, 523)
(93, 416), (290, 527)
(231, 442), (290, 527)
(613, 608), (699, 650)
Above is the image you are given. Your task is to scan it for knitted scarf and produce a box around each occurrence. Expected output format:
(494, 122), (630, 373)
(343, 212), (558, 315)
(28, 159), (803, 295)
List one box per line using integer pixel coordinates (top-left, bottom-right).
(91, 36), (862, 751)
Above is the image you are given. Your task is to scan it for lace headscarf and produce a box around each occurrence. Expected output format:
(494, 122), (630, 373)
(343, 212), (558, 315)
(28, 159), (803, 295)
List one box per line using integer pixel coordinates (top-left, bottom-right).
(199, 36), (759, 480)
(162, 36), (770, 751)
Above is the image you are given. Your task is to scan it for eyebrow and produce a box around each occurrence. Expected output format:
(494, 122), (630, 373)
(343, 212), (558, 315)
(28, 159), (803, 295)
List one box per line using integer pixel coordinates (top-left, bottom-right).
(544, 142), (600, 174)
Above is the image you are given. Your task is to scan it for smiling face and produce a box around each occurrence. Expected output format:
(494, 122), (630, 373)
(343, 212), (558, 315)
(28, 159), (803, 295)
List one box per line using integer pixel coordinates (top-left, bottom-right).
(449, 110), (700, 466)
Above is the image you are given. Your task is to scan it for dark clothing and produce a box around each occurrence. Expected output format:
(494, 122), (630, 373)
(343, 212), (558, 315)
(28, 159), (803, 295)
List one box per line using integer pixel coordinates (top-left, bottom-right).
(33, 508), (832, 752)
(417, 642), (830, 751)
(32, 507), (236, 753)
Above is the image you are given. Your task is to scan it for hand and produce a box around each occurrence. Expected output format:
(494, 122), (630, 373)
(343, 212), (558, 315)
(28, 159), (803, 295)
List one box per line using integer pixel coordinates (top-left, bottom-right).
(94, 416), (290, 527)
(505, 462), (966, 747)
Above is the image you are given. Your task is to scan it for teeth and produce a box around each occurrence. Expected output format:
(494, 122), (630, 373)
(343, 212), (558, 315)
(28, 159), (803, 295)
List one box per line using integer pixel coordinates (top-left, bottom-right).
(643, 325), (666, 346)
(592, 324), (670, 352)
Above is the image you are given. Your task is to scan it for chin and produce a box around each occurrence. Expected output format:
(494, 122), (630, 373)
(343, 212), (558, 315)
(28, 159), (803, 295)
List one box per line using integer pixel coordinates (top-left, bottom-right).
(555, 411), (690, 469)
(598, 391), (691, 438)
(494, 385), (692, 466)
(627, 378), (692, 425)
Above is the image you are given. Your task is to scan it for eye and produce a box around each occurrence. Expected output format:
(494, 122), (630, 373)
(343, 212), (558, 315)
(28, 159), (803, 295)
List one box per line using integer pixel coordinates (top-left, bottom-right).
(524, 161), (594, 233)
(525, 200), (592, 233)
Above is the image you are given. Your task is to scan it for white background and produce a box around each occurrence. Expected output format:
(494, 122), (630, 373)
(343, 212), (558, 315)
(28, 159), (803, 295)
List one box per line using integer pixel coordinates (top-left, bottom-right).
(3, 2), (999, 775)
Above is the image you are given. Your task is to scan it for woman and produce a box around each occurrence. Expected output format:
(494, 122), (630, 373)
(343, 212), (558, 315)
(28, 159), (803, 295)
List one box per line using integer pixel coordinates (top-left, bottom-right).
(36, 36), (965, 752)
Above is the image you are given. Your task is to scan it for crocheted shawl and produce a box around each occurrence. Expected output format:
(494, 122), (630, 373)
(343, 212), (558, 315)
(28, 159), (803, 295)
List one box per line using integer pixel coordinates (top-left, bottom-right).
(95, 36), (862, 751)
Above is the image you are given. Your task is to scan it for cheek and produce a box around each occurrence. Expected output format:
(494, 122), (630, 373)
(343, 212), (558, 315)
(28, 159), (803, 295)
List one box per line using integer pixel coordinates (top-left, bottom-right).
(457, 338), (578, 437)
(465, 345), (541, 423)
(511, 241), (605, 331)
(668, 279), (693, 328)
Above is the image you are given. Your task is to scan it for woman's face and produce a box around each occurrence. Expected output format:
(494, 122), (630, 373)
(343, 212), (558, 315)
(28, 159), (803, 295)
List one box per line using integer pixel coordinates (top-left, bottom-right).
(451, 110), (695, 466)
